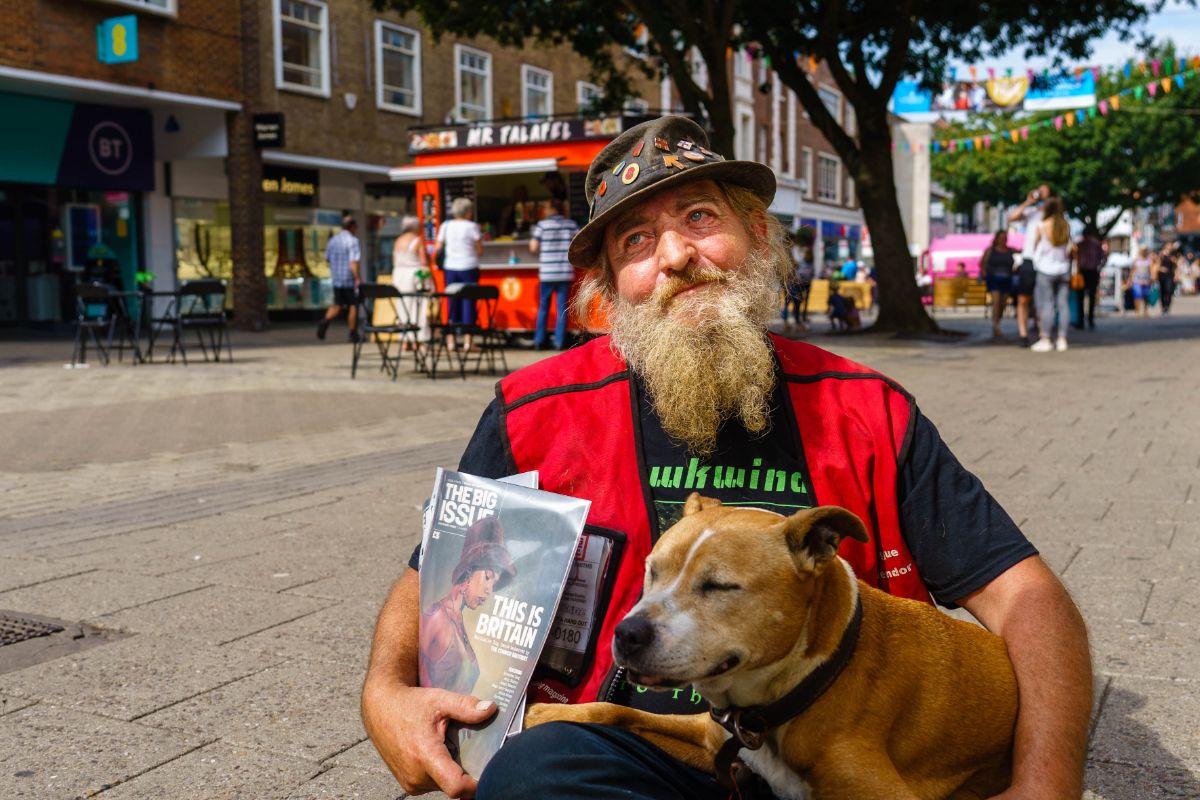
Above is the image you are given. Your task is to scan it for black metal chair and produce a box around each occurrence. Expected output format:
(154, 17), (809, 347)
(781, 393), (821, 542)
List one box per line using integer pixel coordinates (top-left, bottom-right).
(353, 282), (420, 380)
(427, 283), (511, 381)
(160, 279), (233, 364)
(70, 282), (117, 367)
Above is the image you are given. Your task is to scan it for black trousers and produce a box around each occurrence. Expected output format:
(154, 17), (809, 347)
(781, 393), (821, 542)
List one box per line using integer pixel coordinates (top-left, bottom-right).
(1081, 270), (1101, 325)
(1159, 274), (1175, 313)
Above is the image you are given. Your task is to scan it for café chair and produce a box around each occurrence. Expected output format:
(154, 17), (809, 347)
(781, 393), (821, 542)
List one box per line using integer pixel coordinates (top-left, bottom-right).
(71, 282), (118, 367)
(159, 279), (233, 365)
(450, 283), (509, 378)
(353, 282), (419, 380)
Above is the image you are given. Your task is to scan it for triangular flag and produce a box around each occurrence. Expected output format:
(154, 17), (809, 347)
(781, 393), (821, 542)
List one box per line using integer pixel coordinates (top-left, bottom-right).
(1066, 113), (1075, 127)
(1054, 116), (1064, 131)
(1124, 63), (1132, 79)
(1139, 61), (1147, 75)
(1091, 66), (1100, 82)
(973, 136), (982, 149)
(1112, 96), (1121, 110)
(933, 141), (941, 153)
(1177, 74), (1186, 89)
(950, 140), (957, 152)
(1087, 106), (1097, 119)
(1152, 59), (1161, 76)
(1027, 68), (1036, 81)
(1135, 86), (1144, 100)
(1011, 130), (1020, 143)
(988, 67), (995, 79)
(1148, 82), (1157, 97)
(809, 56), (818, 73)
(1074, 66), (1085, 79)
(969, 66), (977, 80)
(1099, 100), (1109, 115)
(1193, 56), (1200, 70)
(1162, 77), (1172, 93)
(1076, 110), (1085, 122)
(1021, 127), (1029, 140)
(1165, 58), (1174, 73)
(984, 135), (992, 148)
(1006, 67), (1013, 78)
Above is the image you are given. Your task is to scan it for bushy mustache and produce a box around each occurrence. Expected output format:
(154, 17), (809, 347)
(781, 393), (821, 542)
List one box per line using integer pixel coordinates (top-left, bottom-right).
(648, 266), (730, 311)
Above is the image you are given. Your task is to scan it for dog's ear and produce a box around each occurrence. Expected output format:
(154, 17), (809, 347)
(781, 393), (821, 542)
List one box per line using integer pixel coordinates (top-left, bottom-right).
(783, 507), (870, 569)
(683, 493), (722, 517)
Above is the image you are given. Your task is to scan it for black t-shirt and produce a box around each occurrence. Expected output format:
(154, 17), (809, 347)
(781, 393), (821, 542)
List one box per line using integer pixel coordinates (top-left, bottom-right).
(408, 371), (1036, 708)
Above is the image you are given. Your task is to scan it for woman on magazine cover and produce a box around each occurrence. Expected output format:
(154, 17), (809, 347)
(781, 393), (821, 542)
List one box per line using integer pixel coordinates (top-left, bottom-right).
(419, 517), (517, 695)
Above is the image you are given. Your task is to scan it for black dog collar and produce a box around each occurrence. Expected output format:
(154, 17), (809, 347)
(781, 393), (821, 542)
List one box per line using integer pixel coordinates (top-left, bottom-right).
(709, 595), (864, 791)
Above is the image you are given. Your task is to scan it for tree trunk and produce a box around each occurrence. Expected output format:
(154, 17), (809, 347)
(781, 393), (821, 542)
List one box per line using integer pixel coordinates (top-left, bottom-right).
(228, 0), (269, 332)
(854, 130), (940, 335)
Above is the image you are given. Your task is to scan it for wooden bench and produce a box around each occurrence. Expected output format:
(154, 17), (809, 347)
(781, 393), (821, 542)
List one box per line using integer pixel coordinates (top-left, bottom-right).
(932, 278), (990, 312)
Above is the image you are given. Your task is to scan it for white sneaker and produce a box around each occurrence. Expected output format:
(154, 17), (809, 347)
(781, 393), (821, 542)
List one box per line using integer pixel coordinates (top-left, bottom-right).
(1055, 337), (1068, 352)
(1030, 338), (1053, 352)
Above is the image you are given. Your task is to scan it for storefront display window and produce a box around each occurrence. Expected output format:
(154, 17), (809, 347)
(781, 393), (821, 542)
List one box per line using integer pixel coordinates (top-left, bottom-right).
(264, 205), (341, 311)
(174, 198), (232, 285)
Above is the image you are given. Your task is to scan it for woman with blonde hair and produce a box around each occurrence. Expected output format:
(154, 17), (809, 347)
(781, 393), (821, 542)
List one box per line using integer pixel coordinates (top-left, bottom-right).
(1028, 196), (1075, 352)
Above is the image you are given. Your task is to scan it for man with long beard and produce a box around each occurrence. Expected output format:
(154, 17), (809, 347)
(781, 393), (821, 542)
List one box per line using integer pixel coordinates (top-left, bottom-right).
(362, 117), (1092, 800)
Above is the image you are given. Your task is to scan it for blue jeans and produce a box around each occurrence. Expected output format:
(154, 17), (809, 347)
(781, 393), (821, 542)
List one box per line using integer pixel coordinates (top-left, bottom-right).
(444, 268), (480, 325)
(477, 721), (777, 800)
(534, 280), (571, 348)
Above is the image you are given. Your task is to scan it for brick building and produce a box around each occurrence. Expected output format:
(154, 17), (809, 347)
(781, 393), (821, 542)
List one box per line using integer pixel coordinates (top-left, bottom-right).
(0, 0), (658, 326)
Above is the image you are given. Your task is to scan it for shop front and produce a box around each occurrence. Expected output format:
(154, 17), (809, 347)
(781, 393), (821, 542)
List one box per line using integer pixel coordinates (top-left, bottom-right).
(390, 115), (640, 332)
(0, 92), (153, 325)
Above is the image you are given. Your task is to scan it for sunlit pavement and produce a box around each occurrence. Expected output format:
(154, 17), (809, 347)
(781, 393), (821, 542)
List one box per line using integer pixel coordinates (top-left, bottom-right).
(1, 297), (1198, 798)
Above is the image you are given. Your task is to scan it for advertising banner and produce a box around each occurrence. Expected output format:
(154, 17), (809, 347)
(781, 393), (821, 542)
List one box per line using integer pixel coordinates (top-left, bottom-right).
(891, 72), (1096, 121)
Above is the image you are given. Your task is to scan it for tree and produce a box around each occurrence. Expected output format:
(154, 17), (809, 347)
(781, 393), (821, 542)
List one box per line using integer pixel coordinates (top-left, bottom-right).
(374, 0), (1159, 334)
(933, 42), (1200, 235)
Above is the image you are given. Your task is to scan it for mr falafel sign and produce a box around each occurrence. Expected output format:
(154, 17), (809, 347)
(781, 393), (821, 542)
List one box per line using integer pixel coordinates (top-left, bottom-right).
(407, 116), (626, 154)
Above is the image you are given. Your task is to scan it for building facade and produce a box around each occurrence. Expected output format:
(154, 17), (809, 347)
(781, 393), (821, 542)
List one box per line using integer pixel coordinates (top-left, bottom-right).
(0, 0), (657, 326)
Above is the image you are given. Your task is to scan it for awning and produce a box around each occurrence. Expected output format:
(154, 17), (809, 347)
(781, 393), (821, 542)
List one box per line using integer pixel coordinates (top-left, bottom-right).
(389, 157), (562, 182)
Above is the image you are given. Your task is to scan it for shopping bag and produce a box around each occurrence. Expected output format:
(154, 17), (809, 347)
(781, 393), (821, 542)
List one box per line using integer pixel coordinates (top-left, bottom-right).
(1069, 288), (1083, 327)
(1149, 282), (1160, 307)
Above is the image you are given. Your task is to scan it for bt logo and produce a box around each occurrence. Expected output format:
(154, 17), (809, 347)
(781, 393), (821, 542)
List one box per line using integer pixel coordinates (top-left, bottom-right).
(88, 122), (133, 176)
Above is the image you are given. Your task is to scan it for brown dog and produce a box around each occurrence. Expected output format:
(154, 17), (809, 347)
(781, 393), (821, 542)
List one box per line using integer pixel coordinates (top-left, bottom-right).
(526, 493), (1017, 799)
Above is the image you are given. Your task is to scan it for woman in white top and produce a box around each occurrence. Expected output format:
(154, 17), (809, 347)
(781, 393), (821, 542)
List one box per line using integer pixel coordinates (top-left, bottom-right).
(436, 197), (484, 339)
(1028, 196), (1075, 352)
(391, 215), (430, 345)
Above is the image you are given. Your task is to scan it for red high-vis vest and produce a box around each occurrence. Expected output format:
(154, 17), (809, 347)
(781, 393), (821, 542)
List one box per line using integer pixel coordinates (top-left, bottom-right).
(497, 334), (929, 705)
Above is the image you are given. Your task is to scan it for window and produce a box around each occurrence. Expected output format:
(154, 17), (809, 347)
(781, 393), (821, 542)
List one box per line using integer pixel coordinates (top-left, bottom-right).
(96, 0), (175, 16)
(817, 153), (841, 203)
(275, 0), (330, 97)
(376, 22), (421, 115)
(817, 84), (841, 124)
(624, 98), (650, 115)
(845, 105), (857, 137)
(522, 65), (553, 119)
(577, 81), (602, 112)
(455, 45), (492, 122)
(735, 107), (754, 161)
(845, 173), (855, 207)
(802, 147), (813, 198)
(734, 48), (752, 81)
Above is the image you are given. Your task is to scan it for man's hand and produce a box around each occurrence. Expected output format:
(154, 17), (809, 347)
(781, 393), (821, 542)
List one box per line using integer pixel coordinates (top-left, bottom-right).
(362, 677), (496, 798)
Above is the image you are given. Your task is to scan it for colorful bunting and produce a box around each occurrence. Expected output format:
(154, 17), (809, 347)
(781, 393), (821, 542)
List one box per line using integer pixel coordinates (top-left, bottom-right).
(1148, 82), (1157, 97)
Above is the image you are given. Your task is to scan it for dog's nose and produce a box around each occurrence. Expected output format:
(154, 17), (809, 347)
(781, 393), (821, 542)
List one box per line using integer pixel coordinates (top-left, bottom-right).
(614, 617), (655, 659)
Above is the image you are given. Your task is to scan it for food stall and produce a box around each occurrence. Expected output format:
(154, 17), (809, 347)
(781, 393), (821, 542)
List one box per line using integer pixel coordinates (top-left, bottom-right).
(389, 115), (645, 333)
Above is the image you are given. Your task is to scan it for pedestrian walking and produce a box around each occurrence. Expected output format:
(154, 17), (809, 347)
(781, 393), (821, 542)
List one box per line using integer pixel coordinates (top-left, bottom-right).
(1154, 245), (1178, 315)
(1028, 196), (1075, 352)
(980, 231), (1016, 338)
(391, 214), (432, 347)
(1006, 184), (1049, 346)
(781, 237), (813, 333)
(435, 197), (484, 351)
(1074, 224), (1106, 330)
(1126, 246), (1153, 318)
(529, 197), (580, 350)
(317, 215), (362, 342)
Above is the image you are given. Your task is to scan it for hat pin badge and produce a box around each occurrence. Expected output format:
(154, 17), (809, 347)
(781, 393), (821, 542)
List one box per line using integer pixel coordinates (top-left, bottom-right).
(620, 163), (641, 184)
(632, 140), (646, 157)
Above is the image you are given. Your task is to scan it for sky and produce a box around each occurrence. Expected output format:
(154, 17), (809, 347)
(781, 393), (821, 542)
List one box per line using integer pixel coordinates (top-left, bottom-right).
(950, 2), (1200, 76)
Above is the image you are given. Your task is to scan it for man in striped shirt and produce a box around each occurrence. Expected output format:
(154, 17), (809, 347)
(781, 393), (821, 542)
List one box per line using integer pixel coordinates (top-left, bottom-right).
(529, 197), (580, 350)
(318, 215), (362, 342)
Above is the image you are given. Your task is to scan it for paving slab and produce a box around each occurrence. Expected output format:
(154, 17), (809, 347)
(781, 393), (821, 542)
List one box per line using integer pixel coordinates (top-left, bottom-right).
(0, 557), (93, 593)
(139, 657), (367, 762)
(1085, 761), (1200, 800)
(1090, 676), (1200, 770)
(324, 739), (391, 774)
(225, 598), (379, 667)
(95, 584), (333, 645)
(283, 766), (406, 799)
(1061, 573), (1154, 623)
(0, 633), (279, 721)
(1141, 577), (1200, 625)
(1090, 620), (1200, 681)
(99, 740), (319, 800)
(0, 569), (204, 621)
(282, 557), (408, 604)
(0, 704), (202, 800)
(170, 549), (361, 593)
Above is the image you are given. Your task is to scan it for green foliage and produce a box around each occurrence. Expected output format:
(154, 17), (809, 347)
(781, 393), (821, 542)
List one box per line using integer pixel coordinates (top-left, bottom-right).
(932, 41), (1200, 230)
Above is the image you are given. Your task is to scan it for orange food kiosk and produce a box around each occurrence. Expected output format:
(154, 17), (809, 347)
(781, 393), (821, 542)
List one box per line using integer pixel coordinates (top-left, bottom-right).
(389, 115), (640, 333)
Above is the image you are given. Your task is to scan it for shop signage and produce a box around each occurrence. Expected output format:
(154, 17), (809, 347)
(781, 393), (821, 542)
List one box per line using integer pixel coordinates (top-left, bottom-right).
(252, 113), (286, 148)
(97, 15), (139, 65)
(408, 116), (625, 154)
(261, 165), (317, 197)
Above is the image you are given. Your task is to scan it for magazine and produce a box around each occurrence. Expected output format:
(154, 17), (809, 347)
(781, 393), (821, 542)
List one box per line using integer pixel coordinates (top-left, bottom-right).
(418, 468), (590, 779)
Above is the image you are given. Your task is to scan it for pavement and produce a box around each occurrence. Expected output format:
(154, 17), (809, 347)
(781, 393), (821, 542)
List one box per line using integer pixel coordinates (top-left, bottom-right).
(0, 298), (1198, 799)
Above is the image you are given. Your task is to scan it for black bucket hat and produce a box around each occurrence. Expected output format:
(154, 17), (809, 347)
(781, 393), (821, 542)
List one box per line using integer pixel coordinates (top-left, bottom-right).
(567, 115), (776, 268)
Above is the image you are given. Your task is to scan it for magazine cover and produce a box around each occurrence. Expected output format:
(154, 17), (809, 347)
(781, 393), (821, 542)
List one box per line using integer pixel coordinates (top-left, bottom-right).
(418, 468), (590, 779)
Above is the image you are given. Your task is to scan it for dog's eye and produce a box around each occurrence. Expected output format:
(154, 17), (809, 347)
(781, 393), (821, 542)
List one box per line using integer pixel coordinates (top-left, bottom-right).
(699, 580), (741, 593)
